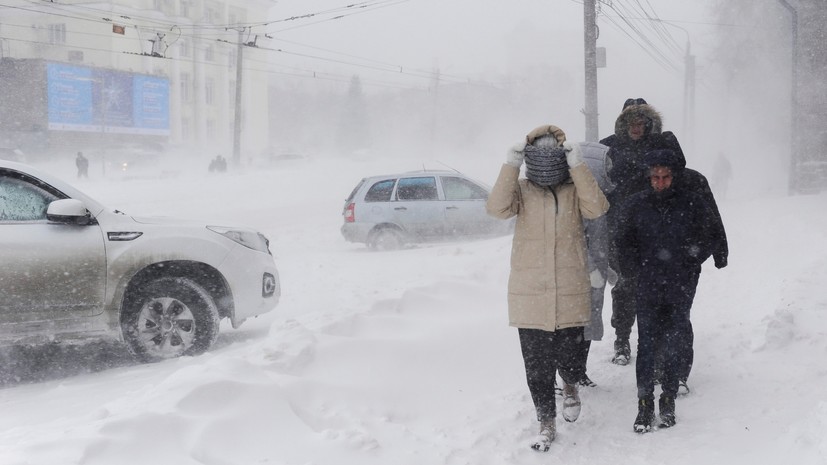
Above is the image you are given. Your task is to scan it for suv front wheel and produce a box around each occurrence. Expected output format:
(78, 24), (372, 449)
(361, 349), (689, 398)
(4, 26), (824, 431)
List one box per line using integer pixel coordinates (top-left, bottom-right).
(122, 277), (220, 362)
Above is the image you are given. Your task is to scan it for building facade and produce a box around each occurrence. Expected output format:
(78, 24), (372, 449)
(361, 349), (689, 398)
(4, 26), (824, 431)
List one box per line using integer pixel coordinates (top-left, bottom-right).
(0, 0), (275, 160)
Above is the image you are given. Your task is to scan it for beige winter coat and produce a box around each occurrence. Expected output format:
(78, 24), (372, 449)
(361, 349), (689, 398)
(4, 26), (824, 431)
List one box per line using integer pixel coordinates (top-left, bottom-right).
(486, 163), (609, 331)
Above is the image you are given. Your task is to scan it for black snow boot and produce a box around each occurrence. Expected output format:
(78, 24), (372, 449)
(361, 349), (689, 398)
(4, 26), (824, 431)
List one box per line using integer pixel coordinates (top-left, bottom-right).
(633, 396), (655, 433)
(612, 338), (631, 365)
(659, 395), (676, 428)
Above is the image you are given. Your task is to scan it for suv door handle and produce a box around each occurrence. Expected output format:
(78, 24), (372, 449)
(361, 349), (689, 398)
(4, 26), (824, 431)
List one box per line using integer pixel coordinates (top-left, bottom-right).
(394, 207), (407, 211)
(445, 206), (459, 210)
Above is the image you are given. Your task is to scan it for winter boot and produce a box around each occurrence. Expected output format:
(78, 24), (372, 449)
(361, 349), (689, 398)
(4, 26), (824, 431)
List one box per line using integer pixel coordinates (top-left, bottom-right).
(633, 396), (655, 433)
(612, 338), (631, 365)
(553, 377), (563, 397)
(659, 395), (676, 428)
(531, 419), (556, 452)
(562, 384), (581, 423)
(578, 374), (597, 388)
(677, 378), (690, 396)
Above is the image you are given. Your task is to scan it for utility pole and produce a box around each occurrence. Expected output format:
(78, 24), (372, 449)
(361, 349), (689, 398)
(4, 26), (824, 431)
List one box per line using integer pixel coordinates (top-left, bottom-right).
(583, 0), (599, 141)
(232, 28), (245, 165)
(777, 0), (799, 194)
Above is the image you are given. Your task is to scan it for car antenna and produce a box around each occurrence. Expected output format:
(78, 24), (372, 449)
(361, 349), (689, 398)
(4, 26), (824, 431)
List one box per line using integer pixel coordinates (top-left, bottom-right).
(435, 160), (460, 173)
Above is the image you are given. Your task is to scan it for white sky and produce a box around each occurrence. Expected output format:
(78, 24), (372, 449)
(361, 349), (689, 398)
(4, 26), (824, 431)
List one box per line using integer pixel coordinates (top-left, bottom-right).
(263, 0), (724, 132)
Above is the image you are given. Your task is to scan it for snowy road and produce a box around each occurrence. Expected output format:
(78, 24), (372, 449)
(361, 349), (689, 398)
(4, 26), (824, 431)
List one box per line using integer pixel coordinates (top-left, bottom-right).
(1, 156), (826, 464)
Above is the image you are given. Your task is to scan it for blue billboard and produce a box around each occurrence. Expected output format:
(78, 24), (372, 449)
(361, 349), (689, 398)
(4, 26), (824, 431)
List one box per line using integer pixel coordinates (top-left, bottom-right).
(46, 63), (169, 135)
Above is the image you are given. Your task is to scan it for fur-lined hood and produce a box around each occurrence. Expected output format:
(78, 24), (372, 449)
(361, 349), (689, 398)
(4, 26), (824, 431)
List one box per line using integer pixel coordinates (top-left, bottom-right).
(613, 104), (664, 138)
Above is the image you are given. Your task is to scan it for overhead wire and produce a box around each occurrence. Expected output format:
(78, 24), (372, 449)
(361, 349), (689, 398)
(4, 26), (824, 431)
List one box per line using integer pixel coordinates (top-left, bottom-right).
(2, 0), (492, 91)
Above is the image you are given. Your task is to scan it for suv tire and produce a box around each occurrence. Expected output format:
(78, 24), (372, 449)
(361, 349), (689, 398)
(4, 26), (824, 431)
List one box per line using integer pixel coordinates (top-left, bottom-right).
(122, 277), (220, 362)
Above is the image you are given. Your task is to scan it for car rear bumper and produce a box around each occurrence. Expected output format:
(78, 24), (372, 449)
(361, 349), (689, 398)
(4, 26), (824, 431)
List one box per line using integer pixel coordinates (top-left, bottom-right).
(340, 223), (372, 243)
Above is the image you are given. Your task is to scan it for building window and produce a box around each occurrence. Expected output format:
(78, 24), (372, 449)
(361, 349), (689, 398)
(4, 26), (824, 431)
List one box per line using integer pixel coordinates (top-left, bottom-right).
(206, 119), (215, 139)
(48, 24), (66, 44)
(179, 39), (190, 58)
(180, 0), (190, 18)
(180, 73), (191, 102)
(181, 118), (190, 139)
(205, 78), (214, 105)
(205, 44), (214, 62)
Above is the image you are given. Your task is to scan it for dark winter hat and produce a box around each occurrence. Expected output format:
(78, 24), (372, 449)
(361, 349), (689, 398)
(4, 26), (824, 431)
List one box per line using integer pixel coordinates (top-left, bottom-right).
(644, 149), (682, 170)
(524, 145), (570, 187)
(622, 97), (648, 110)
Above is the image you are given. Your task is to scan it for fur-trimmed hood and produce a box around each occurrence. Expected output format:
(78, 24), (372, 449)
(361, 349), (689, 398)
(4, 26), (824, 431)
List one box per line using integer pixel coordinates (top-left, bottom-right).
(613, 104), (664, 139)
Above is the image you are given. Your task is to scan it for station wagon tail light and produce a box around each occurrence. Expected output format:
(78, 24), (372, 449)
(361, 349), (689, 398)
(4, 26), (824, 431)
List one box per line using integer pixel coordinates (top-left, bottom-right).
(344, 202), (355, 223)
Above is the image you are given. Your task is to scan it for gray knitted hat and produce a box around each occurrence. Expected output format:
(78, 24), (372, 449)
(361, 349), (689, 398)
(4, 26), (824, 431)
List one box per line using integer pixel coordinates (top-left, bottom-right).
(524, 145), (570, 187)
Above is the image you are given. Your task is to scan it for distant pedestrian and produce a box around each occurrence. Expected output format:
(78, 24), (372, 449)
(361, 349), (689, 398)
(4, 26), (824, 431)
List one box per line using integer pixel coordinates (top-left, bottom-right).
(486, 124), (608, 451)
(712, 152), (733, 199)
(614, 149), (719, 433)
(75, 151), (89, 178)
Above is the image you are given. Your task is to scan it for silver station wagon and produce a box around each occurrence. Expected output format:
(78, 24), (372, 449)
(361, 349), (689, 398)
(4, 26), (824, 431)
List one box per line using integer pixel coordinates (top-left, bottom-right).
(341, 170), (513, 250)
(0, 160), (280, 362)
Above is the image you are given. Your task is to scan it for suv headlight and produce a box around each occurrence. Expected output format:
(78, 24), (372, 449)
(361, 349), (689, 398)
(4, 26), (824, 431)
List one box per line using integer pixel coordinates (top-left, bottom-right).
(207, 226), (271, 254)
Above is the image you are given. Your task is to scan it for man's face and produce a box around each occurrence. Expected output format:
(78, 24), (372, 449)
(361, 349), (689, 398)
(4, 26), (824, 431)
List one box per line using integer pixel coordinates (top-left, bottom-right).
(628, 119), (647, 140)
(650, 166), (673, 192)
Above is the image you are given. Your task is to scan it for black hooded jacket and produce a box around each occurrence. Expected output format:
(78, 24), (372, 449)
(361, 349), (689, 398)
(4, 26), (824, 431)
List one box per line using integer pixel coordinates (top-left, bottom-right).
(614, 151), (719, 301)
(601, 104), (728, 269)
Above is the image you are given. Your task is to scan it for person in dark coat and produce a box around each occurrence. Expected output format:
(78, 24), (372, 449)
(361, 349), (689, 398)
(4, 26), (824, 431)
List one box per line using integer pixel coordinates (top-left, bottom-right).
(600, 99), (728, 379)
(614, 149), (719, 433)
(655, 139), (728, 394)
(75, 151), (89, 178)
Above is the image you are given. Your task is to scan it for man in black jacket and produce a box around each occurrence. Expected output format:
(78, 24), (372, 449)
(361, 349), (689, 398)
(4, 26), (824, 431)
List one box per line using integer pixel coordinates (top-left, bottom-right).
(600, 99), (684, 367)
(614, 149), (719, 433)
(601, 99), (728, 388)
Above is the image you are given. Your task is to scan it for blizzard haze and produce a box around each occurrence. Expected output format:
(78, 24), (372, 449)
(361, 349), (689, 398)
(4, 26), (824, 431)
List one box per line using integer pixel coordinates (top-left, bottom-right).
(1, 155), (826, 464)
(261, 0), (792, 200)
(2, 1), (824, 464)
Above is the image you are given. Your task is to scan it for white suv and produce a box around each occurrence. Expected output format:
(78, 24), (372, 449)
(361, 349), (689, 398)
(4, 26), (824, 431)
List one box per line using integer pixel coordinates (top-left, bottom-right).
(341, 170), (512, 250)
(0, 160), (280, 362)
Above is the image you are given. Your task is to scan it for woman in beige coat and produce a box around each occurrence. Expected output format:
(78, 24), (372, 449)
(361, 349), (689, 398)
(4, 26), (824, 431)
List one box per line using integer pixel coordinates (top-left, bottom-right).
(486, 125), (608, 451)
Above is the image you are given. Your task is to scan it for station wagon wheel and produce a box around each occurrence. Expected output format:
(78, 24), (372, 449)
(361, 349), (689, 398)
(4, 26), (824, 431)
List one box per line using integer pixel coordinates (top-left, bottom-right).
(122, 277), (220, 362)
(368, 228), (404, 251)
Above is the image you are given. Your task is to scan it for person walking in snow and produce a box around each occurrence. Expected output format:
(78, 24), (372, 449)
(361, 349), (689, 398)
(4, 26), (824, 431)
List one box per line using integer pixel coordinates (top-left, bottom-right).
(75, 151), (89, 178)
(600, 99), (728, 395)
(571, 141), (614, 388)
(614, 149), (718, 433)
(599, 98), (683, 367)
(486, 124), (609, 451)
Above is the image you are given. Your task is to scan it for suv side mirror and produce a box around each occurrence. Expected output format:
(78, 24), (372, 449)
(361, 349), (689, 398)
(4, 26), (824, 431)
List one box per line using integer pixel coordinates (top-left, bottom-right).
(47, 199), (92, 225)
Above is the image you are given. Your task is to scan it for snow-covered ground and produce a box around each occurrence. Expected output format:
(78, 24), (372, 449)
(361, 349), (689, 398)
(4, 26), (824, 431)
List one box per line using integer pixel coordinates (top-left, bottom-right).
(1, 153), (825, 465)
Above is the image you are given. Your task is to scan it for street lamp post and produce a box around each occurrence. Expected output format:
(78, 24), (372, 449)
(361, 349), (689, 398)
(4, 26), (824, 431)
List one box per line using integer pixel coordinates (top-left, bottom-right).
(658, 20), (695, 153)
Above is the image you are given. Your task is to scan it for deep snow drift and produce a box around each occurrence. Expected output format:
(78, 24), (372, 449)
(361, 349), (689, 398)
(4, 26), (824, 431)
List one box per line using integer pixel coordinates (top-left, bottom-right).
(0, 153), (825, 465)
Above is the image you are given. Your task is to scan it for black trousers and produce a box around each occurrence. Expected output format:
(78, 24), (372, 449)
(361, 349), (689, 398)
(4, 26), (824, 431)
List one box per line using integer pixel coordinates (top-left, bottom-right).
(518, 327), (585, 421)
(635, 280), (697, 399)
(610, 272), (637, 341)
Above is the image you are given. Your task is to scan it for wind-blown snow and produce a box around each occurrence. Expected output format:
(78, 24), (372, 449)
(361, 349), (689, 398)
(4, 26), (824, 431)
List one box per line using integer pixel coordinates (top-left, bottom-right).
(0, 154), (825, 465)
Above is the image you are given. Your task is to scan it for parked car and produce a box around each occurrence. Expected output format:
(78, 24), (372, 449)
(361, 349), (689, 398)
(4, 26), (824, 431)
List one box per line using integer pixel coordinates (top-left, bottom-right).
(0, 159), (280, 362)
(341, 169), (513, 250)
